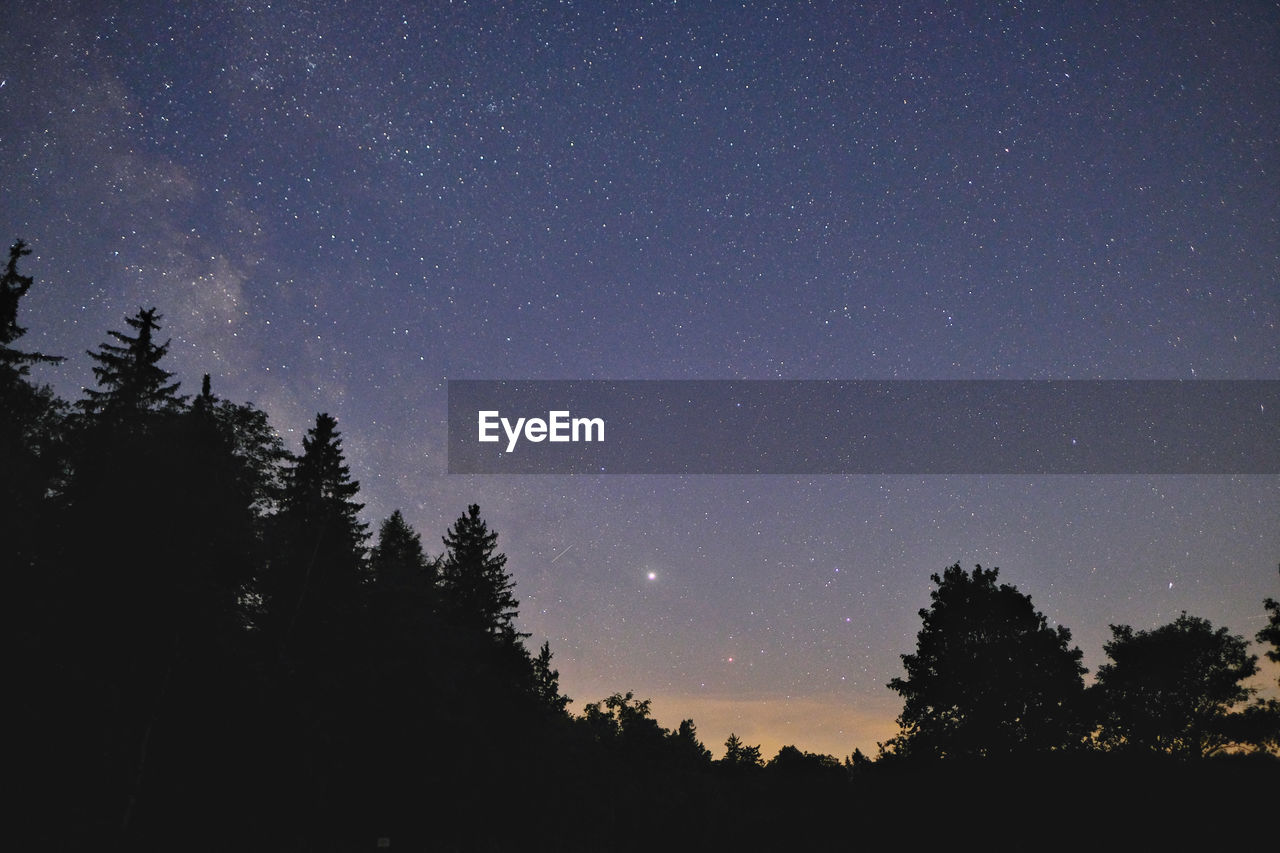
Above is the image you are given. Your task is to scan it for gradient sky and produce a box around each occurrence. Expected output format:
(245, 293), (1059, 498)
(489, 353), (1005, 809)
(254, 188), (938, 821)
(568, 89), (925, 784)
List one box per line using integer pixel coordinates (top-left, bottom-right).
(3, 0), (1277, 758)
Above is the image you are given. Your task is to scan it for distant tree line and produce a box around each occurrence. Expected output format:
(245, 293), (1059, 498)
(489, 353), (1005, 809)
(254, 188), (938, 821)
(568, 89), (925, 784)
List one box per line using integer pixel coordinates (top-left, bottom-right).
(4, 241), (1277, 849)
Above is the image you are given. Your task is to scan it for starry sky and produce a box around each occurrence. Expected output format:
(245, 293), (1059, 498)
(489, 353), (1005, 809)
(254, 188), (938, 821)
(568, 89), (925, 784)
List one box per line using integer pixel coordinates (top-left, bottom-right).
(3, 0), (1277, 758)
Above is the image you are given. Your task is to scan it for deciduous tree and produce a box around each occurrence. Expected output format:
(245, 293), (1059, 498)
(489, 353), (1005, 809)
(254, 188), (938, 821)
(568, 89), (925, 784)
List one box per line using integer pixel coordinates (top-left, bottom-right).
(1259, 565), (1280, 675)
(885, 563), (1088, 758)
(1093, 612), (1259, 757)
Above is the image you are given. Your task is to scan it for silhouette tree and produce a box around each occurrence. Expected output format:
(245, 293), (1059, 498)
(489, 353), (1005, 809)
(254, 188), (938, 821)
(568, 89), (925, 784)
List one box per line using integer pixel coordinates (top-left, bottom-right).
(180, 375), (279, 633)
(1237, 571), (1280, 753)
(80, 307), (185, 423)
(0, 239), (63, 375)
(1093, 612), (1259, 757)
(0, 240), (34, 348)
(531, 640), (571, 713)
(370, 510), (435, 594)
(366, 508), (439, 665)
(721, 733), (763, 768)
(844, 748), (873, 771)
(4, 239), (70, 845)
(1260, 565), (1280, 675)
(668, 718), (713, 766)
(206, 390), (289, 518)
(885, 564), (1088, 758)
(438, 504), (524, 642)
(767, 745), (843, 781)
(0, 238), (65, 570)
(581, 692), (661, 739)
(263, 412), (368, 660)
(53, 340), (281, 838)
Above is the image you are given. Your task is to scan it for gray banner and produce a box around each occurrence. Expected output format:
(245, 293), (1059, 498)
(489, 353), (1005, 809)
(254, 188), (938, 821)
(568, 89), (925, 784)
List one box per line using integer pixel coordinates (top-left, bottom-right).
(446, 380), (1280, 474)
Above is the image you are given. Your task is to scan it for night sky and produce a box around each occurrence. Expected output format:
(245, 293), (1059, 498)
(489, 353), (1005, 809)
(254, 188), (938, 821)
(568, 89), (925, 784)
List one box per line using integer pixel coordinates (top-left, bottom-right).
(3, 0), (1277, 758)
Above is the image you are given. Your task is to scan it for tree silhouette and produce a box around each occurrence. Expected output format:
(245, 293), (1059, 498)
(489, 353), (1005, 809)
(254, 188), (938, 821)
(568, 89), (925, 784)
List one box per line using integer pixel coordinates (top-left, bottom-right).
(55, 360), (276, 838)
(668, 718), (713, 766)
(721, 733), (763, 768)
(1260, 565), (1280, 675)
(0, 240), (34, 347)
(367, 508), (439, 661)
(0, 238), (66, 579)
(263, 412), (368, 660)
(205, 389), (289, 518)
(531, 640), (571, 713)
(438, 504), (524, 642)
(767, 745), (842, 777)
(1093, 612), (1259, 757)
(179, 376), (277, 635)
(885, 563), (1088, 758)
(581, 692), (661, 740)
(1246, 565), (1280, 752)
(4, 239), (72, 846)
(369, 509), (436, 604)
(0, 239), (63, 375)
(80, 307), (185, 422)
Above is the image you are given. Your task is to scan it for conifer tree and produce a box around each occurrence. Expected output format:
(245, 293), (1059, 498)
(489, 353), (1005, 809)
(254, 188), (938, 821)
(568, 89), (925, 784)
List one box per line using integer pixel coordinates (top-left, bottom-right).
(81, 307), (184, 422)
(368, 509), (438, 641)
(438, 504), (524, 642)
(668, 719), (713, 766)
(370, 509), (435, 594)
(284, 413), (365, 531)
(264, 413), (368, 659)
(0, 238), (65, 554)
(4, 240), (70, 839)
(0, 240), (34, 348)
(0, 239), (63, 377)
(531, 640), (571, 712)
(722, 732), (763, 768)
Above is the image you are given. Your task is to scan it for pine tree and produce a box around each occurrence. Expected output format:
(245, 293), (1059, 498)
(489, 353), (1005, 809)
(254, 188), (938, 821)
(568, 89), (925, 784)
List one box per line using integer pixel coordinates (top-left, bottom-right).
(668, 718), (712, 766)
(0, 239), (63, 377)
(722, 733), (763, 768)
(284, 413), (365, 533)
(81, 307), (184, 422)
(368, 509), (438, 641)
(0, 238), (66, 562)
(0, 240), (33, 348)
(264, 412), (368, 659)
(370, 509), (435, 595)
(438, 504), (524, 642)
(4, 240), (70, 839)
(531, 640), (570, 712)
